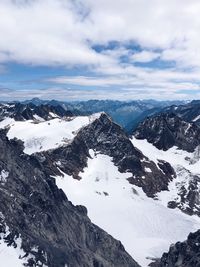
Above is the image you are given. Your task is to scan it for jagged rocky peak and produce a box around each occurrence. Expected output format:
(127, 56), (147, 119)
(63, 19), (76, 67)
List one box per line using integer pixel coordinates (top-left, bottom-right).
(134, 112), (200, 152)
(0, 129), (140, 267)
(151, 230), (200, 267)
(163, 100), (200, 125)
(40, 112), (175, 197)
(0, 102), (73, 121)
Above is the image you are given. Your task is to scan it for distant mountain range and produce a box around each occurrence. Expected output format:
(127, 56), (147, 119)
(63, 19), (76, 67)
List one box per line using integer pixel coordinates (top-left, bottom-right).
(19, 98), (186, 132)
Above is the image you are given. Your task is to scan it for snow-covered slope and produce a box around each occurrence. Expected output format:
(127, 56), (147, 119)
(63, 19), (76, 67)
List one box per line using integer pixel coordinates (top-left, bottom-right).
(55, 150), (200, 267)
(132, 137), (199, 175)
(132, 137), (200, 215)
(0, 114), (101, 154)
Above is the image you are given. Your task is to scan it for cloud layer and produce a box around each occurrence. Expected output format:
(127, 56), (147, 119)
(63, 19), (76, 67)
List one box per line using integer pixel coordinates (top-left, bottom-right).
(0, 0), (200, 100)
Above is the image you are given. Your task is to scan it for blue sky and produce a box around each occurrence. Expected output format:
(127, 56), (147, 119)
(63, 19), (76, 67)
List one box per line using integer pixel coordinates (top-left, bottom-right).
(0, 0), (200, 101)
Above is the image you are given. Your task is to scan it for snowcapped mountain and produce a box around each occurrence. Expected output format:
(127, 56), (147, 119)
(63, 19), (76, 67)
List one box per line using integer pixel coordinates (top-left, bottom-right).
(0, 128), (139, 267)
(2, 112), (175, 197)
(18, 98), (185, 131)
(0, 102), (200, 267)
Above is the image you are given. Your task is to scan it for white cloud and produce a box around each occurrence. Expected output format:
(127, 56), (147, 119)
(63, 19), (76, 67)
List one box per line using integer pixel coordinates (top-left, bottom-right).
(48, 75), (129, 87)
(48, 73), (200, 91)
(0, 0), (200, 68)
(131, 51), (160, 63)
(0, 0), (114, 67)
(0, 0), (200, 99)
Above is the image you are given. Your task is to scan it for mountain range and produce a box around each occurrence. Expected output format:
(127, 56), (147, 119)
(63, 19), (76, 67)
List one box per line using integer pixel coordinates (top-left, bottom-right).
(11, 98), (186, 132)
(0, 99), (199, 266)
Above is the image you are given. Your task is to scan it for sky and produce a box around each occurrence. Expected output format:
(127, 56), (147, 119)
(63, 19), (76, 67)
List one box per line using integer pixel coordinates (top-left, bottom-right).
(0, 0), (200, 101)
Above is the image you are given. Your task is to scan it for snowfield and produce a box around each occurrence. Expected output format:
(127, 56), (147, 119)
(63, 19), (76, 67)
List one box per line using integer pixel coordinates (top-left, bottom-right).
(131, 137), (200, 206)
(55, 150), (200, 267)
(0, 114), (101, 154)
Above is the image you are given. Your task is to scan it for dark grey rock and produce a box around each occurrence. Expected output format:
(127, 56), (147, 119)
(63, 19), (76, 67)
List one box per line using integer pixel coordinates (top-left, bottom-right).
(134, 113), (200, 152)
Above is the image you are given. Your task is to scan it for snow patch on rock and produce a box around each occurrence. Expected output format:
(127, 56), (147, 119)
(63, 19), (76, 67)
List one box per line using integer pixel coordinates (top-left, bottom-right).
(0, 170), (9, 185)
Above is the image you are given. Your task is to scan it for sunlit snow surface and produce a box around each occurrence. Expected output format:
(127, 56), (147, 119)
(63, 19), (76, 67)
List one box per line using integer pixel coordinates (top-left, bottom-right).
(0, 241), (24, 267)
(55, 150), (200, 267)
(0, 114), (101, 154)
(131, 137), (200, 206)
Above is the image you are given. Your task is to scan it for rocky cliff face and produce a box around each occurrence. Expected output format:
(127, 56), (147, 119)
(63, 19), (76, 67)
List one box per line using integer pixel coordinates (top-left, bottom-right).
(0, 129), (140, 267)
(134, 113), (200, 152)
(39, 113), (175, 197)
(0, 103), (73, 121)
(151, 230), (200, 267)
